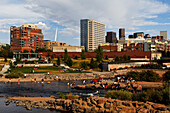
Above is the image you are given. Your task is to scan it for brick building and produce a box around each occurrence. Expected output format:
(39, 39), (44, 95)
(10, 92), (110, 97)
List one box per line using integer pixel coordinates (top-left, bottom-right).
(123, 43), (144, 52)
(10, 23), (43, 52)
(101, 45), (117, 52)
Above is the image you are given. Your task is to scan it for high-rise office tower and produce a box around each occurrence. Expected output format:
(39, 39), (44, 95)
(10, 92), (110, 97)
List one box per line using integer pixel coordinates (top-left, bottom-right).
(106, 32), (117, 43)
(119, 28), (125, 40)
(80, 19), (105, 51)
(10, 23), (43, 52)
(160, 31), (168, 40)
(134, 32), (144, 38)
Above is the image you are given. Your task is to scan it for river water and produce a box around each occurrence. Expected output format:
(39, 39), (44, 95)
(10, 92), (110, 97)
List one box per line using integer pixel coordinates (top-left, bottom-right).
(0, 80), (109, 113)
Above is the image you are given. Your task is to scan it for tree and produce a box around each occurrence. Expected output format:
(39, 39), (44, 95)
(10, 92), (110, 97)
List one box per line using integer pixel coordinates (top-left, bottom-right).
(89, 58), (95, 69)
(105, 55), (109, 60)
(47, 52), (51, 57)
(64, 49), (69, 63)
(66, 57), (73, 67)
(80, 61), (88, 70)
(163, 70), (170, 82)
(51, 54), (54, 59)
(115, 56), (119, 62)
(80, 49), (86, 59)
(95, 45), (104, 62)
(128, 56), (131, 60)
(57, 56), (61, 66)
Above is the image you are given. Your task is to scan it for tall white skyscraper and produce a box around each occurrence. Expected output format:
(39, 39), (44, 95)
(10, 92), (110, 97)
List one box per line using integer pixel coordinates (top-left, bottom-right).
(80, 19), (105, 51)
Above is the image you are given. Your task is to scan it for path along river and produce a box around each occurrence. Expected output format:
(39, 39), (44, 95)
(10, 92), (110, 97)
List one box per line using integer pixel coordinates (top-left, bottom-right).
(0, 80), (109, 113)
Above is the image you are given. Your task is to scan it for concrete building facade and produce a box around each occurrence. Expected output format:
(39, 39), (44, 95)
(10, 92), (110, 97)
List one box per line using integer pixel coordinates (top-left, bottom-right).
(43, 40), (69, 50)
(80, 19), (105, 51)
(160, 31), (168, 40)
(53, 46), (84, 52)
(10, 23), (43, 52)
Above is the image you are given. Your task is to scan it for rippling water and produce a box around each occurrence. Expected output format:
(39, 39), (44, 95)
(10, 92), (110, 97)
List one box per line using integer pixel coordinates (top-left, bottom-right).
(0, 80), (109, 113)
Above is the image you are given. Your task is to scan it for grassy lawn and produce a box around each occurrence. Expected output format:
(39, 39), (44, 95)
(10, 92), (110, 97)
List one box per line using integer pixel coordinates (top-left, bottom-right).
(9, 66), (62, 74)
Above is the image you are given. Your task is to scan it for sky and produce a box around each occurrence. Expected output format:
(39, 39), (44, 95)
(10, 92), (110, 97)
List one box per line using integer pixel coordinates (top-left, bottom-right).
(0, 0), (170, 46)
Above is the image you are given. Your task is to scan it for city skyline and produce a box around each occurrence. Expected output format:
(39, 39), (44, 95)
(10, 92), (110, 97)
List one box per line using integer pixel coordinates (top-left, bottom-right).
(0, 0), (170, 46)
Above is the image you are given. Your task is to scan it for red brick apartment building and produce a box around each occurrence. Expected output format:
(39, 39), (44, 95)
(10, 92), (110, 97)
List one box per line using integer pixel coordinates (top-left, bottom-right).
(123, 43), (144, 52)
(10, 23), (43, 52)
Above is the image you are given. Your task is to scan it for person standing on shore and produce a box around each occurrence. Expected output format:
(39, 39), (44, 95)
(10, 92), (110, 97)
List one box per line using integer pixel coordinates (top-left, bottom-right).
(8, 78), (11, 84)
(18, 79), (20, 87)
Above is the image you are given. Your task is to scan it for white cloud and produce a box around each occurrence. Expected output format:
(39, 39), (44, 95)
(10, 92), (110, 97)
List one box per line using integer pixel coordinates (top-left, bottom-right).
(0, 0), (170, 43)
(36, 22), (51, 30)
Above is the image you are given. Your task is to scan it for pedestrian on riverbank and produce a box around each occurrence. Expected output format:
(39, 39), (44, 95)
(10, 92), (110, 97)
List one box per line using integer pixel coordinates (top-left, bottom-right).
(18, 79), (20, 86)
(24, 74), (26, 78)
(83, 80), (86, 85)
(8, 78), (11, 84)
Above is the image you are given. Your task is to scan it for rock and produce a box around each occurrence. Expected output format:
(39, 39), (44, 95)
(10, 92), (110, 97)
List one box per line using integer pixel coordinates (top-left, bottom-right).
(104, 103), (112, 109)
(137, 108), (148, 113)
(104, 109), (112, 113)
(91, 107), (97, 113)
(132, 102), (138, 108)
(96, 104), (103, 108)
(96, 98), (106, 104)
(98, 108), (105, 113)
(84, 108), (91, 113)
(55, 106), (64, 111)
(113, 100), (121, 106)
(152, 104), (159, 109)
(122, 101), (131, 107)
(107, 99), (112, 103)
(25, 105), (32, 110)
(90, 99), (97, 105)
(157, 107), (167, 111)
(87, 102), (93, 107)
(138, 102), (144, 107)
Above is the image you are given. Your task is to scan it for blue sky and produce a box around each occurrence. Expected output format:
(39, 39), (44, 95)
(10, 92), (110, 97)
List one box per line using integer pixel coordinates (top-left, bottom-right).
(0, 0), (170, 46)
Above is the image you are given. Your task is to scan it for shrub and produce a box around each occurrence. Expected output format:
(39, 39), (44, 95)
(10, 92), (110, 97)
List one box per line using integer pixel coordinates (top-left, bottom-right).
(126, 70), (160, 82)
(80, 61), (88, 70)
(0, 74), (3, 77)
(163, 70), (170, 82)
(58, 92), (66, 99)
(66, 93), (79, 100)
(132, 91), (148, 102)
(5, 72), (24, 78)
(105, 90), (132, 100)
(140, 70), (160, 82)
(127, 71), (140, 81)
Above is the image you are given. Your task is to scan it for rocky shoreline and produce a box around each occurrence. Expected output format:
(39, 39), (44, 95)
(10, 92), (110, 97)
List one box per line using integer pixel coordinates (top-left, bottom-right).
(5, 96), (170, 113)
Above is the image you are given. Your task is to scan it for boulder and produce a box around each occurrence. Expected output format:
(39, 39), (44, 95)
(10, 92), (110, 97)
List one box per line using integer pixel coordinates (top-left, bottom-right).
(122, 101), (131, 107)
(96, 98), (106, 104)
(104, 103), (112, 109)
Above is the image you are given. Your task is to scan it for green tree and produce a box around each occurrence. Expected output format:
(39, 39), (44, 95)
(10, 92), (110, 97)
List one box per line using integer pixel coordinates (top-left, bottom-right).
(95, 45), (104, 62)
(66, 57), (73, 67)
(64, 49), (69, 63)
(115, 56), (119, 62)
(47, 52), (51, 57)
(89, 58), (95, 69)
(105, 55), (109, 60)
(57, 56), (61, 66)
(80, 49), (86, 59)
(163, 70), (170, 82)
(80, 61), (88, 70)
(51, 54), (54, 59)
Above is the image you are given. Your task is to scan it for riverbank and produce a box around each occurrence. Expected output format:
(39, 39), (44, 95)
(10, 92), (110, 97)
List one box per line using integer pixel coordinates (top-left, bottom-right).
(0, 73), (95, 82)
(5, 96), (170, 113)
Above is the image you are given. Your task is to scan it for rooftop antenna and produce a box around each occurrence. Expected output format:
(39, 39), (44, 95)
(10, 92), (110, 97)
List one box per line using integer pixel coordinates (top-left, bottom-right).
(54, 27), (58, 42)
